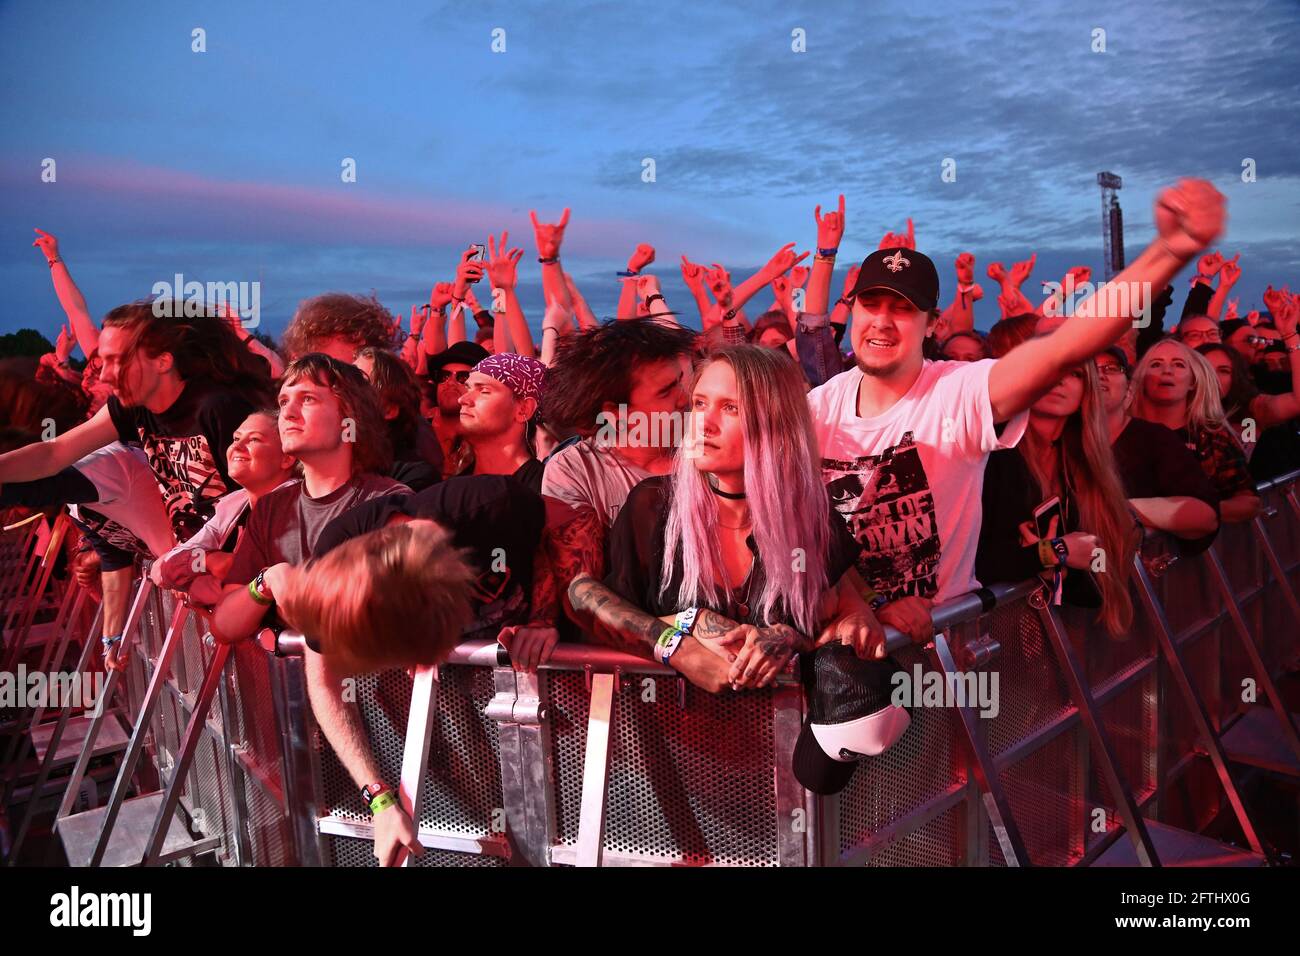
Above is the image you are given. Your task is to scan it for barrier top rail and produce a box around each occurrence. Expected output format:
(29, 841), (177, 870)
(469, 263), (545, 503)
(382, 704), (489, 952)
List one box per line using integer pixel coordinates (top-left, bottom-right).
(1253, 466), (1300, 494)
(266, 577), (1046, 673)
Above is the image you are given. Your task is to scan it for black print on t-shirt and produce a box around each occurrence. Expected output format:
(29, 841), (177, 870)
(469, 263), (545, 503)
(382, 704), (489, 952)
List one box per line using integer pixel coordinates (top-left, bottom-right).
(137, 430), (227, 539)
(822, 431), (939, 600)
(74, 508), (150, 559)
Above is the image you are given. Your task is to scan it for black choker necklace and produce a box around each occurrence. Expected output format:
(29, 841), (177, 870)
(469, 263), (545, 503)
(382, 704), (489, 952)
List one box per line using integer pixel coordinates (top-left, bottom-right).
(710, 483), (747, 500)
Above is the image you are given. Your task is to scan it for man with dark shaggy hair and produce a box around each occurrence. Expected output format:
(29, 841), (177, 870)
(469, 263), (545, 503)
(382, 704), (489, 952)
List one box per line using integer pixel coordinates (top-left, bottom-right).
(281, 292), (401, 362)
(541, 317), (696, 528)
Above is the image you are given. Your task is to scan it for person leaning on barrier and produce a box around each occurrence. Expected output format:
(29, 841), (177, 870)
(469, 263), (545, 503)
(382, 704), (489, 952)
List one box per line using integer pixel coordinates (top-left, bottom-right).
(798, 179), (1226, 646)
(569, 346), (888, 693)
(209, 355), (410, 646)
(1129, 338), (1261, 523)
(976, 356), (1139, 635)
(275, 474), (545, 866)
(150, 410), (297, 607)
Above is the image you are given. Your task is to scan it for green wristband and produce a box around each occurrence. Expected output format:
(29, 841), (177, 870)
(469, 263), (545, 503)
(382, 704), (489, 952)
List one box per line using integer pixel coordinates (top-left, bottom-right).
(369, 790), (399, 815)
(247, 577), (273, 607)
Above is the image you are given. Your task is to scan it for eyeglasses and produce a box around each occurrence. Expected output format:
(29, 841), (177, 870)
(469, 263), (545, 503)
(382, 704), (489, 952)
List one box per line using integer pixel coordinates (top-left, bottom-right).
(1244, 335), (1269, 347)
(1096, 363), (1126, 376)
(433, 369), (471, 386)
(1180, 329), (1221, 344)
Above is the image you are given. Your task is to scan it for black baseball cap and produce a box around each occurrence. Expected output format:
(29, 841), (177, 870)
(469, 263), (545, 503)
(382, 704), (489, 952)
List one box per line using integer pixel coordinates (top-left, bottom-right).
(428, 340), (489, 371)
(849, 248), (941, 313)
(791, 643), (912, 795)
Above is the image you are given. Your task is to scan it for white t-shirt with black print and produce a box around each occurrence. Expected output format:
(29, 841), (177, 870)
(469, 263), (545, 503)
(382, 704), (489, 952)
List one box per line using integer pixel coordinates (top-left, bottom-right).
(807, 358), (1028, 605)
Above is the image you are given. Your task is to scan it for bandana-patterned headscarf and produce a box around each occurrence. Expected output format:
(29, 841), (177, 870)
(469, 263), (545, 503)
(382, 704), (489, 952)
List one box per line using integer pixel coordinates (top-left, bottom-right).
(473, 353), (546, 419)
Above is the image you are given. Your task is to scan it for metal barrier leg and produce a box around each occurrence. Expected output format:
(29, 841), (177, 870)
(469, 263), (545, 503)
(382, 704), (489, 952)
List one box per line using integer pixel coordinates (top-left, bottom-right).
(492, 666), (556, 867)
(396, 665), (440, 868)
(772, 682), (809, 867)
(87, 599), (189, 866)
(574, 671), (616, 867)
(931, 630), (1030, 866)
(215, 657), (252, 868)
(1251, 515), (1300, 632)
(1203, 546), (1300, 771)
(52, 579), (154, 829)
(141, 643), (233, 865)
(1, 588), (86, 789)
(1034, 603), (1160, 866)
(4, 600), (103, 864)
(1131, 557), (1270, 860)
(2, 516), (70, 675)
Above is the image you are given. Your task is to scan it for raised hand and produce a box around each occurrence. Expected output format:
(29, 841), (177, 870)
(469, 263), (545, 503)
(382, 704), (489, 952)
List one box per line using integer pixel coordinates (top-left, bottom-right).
(762, 243), (810, 281)
(878, 218), (915, 250)
(1065, 265), (1091, 289)
(452, 246), (486, 300)
(1225, 297), (1240, 321)
(789, 265), (810, 289)
(430, 281), (455, 311)
(33, 227), (60, 263)
(409, 304), (426, 336)
(771, 274), (793, 311)
(55, 324), (74, 363)
(1155, 179), (1226, 261)
(1009, 253), (1037, 288)
(842, 264), (861, 299)
(1218, 254), (1241, 287)
(680, 255), (707, 292)
(956, 252), (976, 286)
(1244, 309), (1261, 327)
(627, 243), (655, 273)
(529, 207), (570, 260)
(1198, 250), (1225, 277)
(705, 264), (733, 300)
(486, 231), (524, 290)
(986, 262), (1007, 284)
(814, 194), (846, 249)
(635, 273), (662, 300)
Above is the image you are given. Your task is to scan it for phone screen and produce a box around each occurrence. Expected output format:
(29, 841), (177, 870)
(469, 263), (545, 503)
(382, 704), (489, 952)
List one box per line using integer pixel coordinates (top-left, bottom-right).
(471, 243), (486, 262)
(1034, 496), (1063, 541)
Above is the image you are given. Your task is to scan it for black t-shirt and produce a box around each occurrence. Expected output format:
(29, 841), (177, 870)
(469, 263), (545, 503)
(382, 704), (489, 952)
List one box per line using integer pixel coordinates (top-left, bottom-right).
(976, 449), (1102, 609)
(108, 384), (255, 540)
(312, 474), (546, 640)
(512, 458), (545, 495)
(604, 475), (860, 630)
(1111, 417), (1220, 505)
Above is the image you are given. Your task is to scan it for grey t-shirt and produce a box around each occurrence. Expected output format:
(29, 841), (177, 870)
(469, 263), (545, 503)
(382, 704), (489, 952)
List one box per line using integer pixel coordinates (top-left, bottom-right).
(541, 437), (656, 528)
(227, 472), (410, 586)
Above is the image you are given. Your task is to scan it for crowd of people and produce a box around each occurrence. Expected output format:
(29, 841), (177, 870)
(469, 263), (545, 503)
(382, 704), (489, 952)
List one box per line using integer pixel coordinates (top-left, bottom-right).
(3, 177), (1299, 864)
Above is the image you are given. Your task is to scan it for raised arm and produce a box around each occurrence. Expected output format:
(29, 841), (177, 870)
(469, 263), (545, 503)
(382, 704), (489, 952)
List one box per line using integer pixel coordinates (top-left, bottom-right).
(422, 283), (453, 358)
(989, 179), (1225, 422)
(941, 253), (983, 334)
(564, 270), (599, 331)
(485, 231), (535, 359)
(1249, 286), (1300, 426)
(34, 228), (98, 358)
(530, 207), (572, 320)
(807, 194), (845, 316)
(679, 256), (714, 320)
(1207, 254), (1240, 320)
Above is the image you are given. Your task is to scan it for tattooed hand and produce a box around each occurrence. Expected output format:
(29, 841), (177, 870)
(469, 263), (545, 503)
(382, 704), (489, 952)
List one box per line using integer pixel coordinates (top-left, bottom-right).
(725, 623), (809, 689)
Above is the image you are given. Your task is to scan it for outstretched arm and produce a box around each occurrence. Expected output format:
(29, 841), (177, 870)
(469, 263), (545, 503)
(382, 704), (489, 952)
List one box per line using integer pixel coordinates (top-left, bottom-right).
(0, 402), (119, 484)
(34, 229), (98, 358)
(989, 179), (1225, 422)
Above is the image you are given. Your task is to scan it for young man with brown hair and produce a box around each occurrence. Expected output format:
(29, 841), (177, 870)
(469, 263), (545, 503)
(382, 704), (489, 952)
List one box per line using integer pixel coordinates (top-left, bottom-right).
(210, 354), (409, 644)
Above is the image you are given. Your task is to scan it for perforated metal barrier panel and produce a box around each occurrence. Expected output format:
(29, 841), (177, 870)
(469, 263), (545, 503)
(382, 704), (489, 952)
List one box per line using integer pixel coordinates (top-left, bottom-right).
(65, 473), (1300, 867)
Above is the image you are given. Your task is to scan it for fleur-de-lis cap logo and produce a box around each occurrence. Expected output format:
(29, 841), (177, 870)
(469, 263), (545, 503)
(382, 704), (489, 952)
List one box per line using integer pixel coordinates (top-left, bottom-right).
(883, 250), (910, 273)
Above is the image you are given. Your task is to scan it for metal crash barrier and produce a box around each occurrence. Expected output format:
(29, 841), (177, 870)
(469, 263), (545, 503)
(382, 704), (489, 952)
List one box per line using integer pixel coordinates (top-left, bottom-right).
(4, 471), (1299, 866)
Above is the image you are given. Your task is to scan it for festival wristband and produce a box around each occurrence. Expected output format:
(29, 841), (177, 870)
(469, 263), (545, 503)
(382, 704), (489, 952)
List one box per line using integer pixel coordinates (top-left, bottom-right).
(817, 247), (839, 257)
(101, 633), (123, 647)
(617, 269), (639, 277)
(674, 607), (700, 637)
(656, 626), (686, 665)
(1051, 537), (1069, 568)
(644, 293), (666, 307)
(1037, 539), (1058, 570)
(538, 256), (559, 265)
(248, 569), (274, 606)
(369, 790), (399, 815)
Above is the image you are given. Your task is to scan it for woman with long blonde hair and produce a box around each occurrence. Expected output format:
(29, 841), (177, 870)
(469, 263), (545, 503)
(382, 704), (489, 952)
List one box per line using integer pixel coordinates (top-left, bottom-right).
(577, 345), (885, 692)
(976, 358), (1139, 635)
(1129, 338), (1260, 523)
